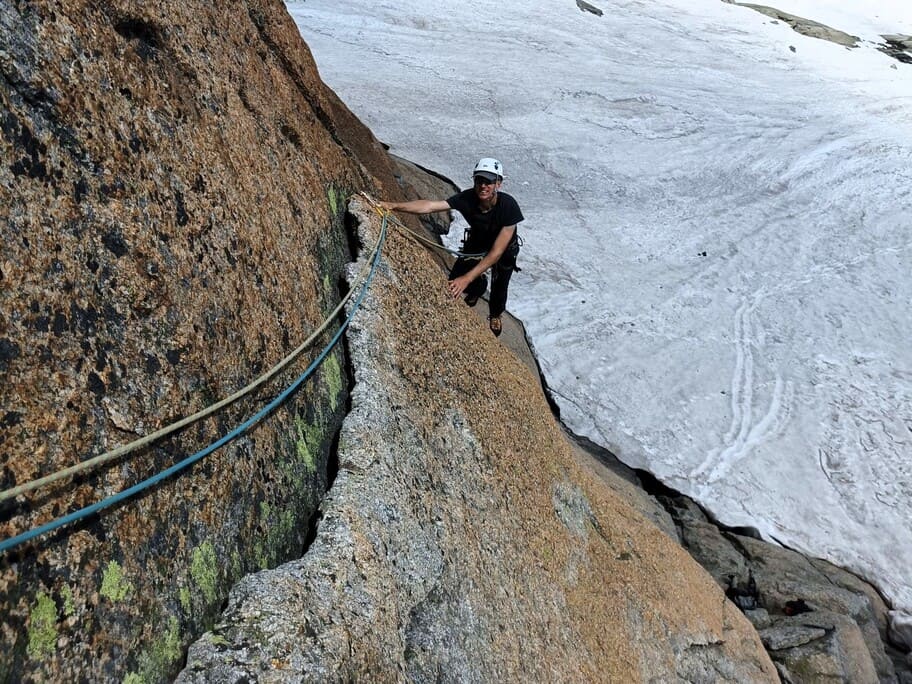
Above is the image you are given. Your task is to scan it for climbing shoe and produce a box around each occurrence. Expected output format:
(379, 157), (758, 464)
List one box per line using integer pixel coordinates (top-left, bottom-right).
(489, 316), (502, 337)
(465, 294), (479, 307)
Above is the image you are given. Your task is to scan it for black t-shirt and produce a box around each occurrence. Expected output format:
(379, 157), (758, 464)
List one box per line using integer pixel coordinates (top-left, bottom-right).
(446, 189), (524, 253)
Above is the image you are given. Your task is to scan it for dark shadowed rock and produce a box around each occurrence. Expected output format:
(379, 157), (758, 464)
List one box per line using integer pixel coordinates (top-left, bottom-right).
(659, 493), (750, 579)
(879, 35), (912, 65)
(576, 0), (604, 18)
(390, 153), (459, 240)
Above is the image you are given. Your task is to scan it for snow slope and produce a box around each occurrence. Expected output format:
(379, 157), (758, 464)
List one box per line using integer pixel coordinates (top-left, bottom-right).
(286, 0), (912, 630)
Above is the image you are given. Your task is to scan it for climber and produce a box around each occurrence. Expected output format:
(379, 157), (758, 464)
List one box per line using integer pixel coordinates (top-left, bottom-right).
(380, 157), (524, 337)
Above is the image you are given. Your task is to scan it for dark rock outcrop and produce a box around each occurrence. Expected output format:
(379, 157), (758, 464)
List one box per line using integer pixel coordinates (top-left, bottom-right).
(576, 0), (604, 18)
(654, 491), (907, 682)
(565, 433), (911, 681)
(879, 35), (912, 65)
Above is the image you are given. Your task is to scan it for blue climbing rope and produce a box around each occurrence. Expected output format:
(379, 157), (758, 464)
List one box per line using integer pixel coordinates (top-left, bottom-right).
(0, 214), (387, 555)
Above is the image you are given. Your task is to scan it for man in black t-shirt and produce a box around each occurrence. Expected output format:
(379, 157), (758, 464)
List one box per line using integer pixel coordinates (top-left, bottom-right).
(380, 157), (524, 336)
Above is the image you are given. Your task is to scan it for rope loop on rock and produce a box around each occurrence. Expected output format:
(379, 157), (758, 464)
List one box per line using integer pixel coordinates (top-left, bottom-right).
(0, 210), (388, 555)
(0, 212), (388, 506)
(359, 191), (486, 261)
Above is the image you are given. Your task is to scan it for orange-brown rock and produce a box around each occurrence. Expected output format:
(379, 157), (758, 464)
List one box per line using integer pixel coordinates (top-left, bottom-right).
(0, 0), (403, 680)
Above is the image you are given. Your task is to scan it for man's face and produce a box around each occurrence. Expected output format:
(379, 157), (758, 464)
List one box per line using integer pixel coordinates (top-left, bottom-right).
(473, 175), (501, 202)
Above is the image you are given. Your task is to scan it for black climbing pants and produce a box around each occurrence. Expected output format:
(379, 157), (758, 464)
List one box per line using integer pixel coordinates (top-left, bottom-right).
(449, 243), (518, 318)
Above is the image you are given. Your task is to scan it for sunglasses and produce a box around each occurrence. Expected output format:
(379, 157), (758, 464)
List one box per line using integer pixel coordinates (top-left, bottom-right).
(474, 176), (497, 186)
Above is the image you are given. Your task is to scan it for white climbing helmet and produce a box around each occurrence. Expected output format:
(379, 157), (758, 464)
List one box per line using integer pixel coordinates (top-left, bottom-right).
(473, 157), (504, 181)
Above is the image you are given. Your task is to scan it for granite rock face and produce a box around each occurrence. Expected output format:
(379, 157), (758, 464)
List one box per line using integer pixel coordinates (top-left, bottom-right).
(0, 0), (402, 680)
(179, 199), (778, 682)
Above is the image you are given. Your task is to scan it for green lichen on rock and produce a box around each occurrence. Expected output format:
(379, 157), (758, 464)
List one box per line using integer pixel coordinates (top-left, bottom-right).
(135, 617), (182, 682)
(231, 550), (242, 579)
(208, 633), (230, 648)
(60, 584), (75, 617)
(100, 560), (133, 602)
(254, 503), (300, 571)
(190, 541), (219, 604)
(327, 185), (340, 217)
(323, 350), (343, 411)
(254, 541), (270, 571)
(294, 414), (318, 473)
(269, 509), (297, 557)
(27, 591), (58, 660)
(179, 586), (192, 614)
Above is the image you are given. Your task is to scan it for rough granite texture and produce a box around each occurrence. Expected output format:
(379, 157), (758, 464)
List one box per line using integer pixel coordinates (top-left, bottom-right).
(0, 0), (403, 680)
(179, 199), (778, 682)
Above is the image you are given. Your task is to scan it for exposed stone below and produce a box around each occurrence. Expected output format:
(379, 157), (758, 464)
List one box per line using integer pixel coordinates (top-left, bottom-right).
(553, 435), (912, 681)
(723, 2), (860, 47)
(773, 611), (880, 683)
(642, 488), (906, 681)
(576, 0), (604, 18)
(882, 35), (912, 51)
(879, 35), (912, 65)
(179, 199), (778, 682)
(725, 3), (912, 66)
(745, 607), (773, 630)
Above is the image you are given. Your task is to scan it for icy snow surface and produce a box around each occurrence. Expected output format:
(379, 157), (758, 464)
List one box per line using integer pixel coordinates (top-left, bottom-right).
(287, 0), (912, 624)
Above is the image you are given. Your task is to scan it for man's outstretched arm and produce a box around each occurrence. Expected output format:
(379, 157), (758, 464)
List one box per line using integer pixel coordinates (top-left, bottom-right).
(380, 199), (451, 214)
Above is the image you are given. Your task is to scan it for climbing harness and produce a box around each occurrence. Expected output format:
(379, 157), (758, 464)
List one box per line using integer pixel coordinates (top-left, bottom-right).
(0, 209), (388, 554)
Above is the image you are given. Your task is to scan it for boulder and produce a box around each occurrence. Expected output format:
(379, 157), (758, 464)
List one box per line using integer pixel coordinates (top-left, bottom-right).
(576, 0), (604, 17)
(770, 611), (879, 683)
(760, 623), (827, 651)
(738, 536), (895, 680)
(655, 490), (899, 681)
